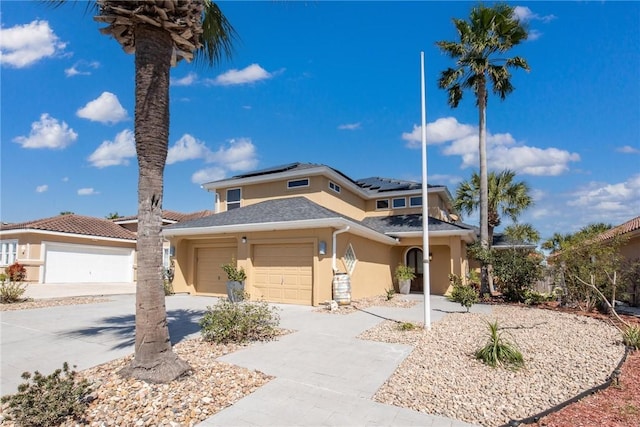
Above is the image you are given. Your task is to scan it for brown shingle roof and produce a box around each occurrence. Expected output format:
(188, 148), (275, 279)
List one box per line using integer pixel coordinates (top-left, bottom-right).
(0, 214), (137, 240)
(595, 215), (640, 242)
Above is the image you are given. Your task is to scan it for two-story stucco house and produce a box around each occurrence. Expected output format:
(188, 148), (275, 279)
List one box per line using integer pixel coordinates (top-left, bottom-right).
(164, 162), (476, 306)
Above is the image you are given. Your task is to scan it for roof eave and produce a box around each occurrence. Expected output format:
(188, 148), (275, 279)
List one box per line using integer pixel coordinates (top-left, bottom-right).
(386, 230), (477, 243)
(162, 217), (399, 245)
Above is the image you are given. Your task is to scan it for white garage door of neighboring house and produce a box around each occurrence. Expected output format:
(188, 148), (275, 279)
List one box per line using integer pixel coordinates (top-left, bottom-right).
(44, 243), (134, 283)
(253, 244), (313, 305)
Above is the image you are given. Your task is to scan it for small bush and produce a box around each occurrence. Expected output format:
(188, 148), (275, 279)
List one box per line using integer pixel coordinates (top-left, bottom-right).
(200, 298), (280, 344)
(475, 320), (524, 370)
(5, 262), (26, 282)
(385, 288), (396, 301)
(0, 280), (27, 303)
(522, 289), (553, 306)
(0, 362), (91, 427)
(448, 274), (478, 312)
(622, 325), (640, 350)
(398, 321), (416, 331)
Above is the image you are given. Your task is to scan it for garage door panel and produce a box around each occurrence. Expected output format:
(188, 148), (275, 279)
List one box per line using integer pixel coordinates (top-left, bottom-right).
(44, 243), (133, 283)
(253, 243), (312, 305)
(196, 247), (237, 295)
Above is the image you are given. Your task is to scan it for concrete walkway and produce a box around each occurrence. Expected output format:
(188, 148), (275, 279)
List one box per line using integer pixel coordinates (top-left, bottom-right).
(1, 284), (484, 426)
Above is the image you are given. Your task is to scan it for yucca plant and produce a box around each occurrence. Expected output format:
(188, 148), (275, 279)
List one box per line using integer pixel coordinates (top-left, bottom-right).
(475, 320), (524, 369)
(622, 325), (640, 350)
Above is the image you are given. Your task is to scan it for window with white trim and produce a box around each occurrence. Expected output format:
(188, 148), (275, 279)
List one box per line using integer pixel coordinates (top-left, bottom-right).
(328, 181), (341, 193)
(227, 188), (241, 210)
(0, 240), (18, 266)
(376, 199), (390, 210)
(409, 196), (422, 207)
(392, 197), (406, 209)
(287, 178), (309, 189)
(344, 244), (357, 275)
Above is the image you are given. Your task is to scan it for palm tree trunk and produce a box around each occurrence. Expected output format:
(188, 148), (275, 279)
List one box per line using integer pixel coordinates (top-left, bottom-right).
(477, 78), (494, 295)
(119, 24), (189, 383)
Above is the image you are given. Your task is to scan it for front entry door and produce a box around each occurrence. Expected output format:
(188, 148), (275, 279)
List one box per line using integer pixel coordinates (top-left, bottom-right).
(407, 248), (424, 292)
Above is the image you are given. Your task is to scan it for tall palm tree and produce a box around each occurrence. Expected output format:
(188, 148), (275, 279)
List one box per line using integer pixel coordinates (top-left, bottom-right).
(437, 3), (529, 290)
(50, 0), (235, 383)
(454, 170), (533, 246)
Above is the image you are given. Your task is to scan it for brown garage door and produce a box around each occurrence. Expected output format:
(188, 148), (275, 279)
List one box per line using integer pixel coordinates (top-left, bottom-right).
(253, 244), (313, 305)
(196, 246), (237, 295)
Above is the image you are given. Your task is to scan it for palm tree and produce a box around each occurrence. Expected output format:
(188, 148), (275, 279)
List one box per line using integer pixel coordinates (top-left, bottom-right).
(49, 0), (235, 383)
(504, 223), (540, 245)
(437, 3), (529, 290)
(454, 170), (533, 246)
(454, 169), (533, 294)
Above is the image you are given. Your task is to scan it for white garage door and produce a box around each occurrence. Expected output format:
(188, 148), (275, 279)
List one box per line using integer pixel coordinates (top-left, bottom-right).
(44, 243), (134, 283)
(253, 243), (313, 305)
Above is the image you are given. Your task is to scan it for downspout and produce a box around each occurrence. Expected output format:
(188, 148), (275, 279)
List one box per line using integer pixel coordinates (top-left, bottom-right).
(332, 226), (350, 273)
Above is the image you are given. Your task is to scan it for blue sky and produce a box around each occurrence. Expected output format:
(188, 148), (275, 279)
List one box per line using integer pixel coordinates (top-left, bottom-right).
(1, 1), (639, 242)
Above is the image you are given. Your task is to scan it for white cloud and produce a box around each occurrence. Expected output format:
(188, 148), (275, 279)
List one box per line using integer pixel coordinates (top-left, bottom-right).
(35, 185), (48, 193)
(191, 167), (227, 184)
(402, 116), (580, 177)
(167, 134), (210, 164)
(13, 113), (78, 149)
(88, 129), (136, 168)
(513, 6), (556, 23)
(567, 174), (640, 212)
(338, 122), (362, 131)
(171, 72), (198, 86)
(77, 188), (99, 196)
(206, 137), (259, 171)
(77, 92), (128, 124)
(617, 145), (640, 154)
(0, 20), (67, 68)
(65, 60), (100, 77)
(212, 64), (273, 86)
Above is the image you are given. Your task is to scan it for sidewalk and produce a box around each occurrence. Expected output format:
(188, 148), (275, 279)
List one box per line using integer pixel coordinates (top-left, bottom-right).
(2, 284), (483, 426)
(23, 282), (136, 299)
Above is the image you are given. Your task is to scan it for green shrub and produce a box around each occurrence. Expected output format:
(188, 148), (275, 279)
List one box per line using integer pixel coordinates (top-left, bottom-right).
(398, 321), (416, 331)
(475, 320), (524, 369)
(0, 280), (27, 303)
(200, 298), (280, 344)
(385, 287), (396, 301)
(522, 289), (553, 306)
(0, 362), (91, 426)
(492, 249), (543, 303)
(622, 325), (640, 350)
(448, 274), (478, 312)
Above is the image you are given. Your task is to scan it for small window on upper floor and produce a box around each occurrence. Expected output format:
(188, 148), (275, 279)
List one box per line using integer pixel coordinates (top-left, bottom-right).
(227, 188), (241, 210)
(409, 196), (422, 207)
(376, 199), (389, 209)
(287, 178), (309, 189)
(328, 181), (341, 193)
(392, 197), (406, 209)
(376, 199), (390, 210)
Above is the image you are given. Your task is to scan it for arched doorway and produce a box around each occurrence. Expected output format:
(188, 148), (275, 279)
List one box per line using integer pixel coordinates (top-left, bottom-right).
(406, 247), (424, 292)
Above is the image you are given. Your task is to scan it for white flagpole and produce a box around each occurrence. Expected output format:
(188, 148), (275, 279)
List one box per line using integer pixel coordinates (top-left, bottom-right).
(421, 51), (431, 330)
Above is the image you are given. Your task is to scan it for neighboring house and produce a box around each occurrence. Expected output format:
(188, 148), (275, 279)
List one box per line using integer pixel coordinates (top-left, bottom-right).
(0, 214), (137, 283)
(0, 209), (213, 284)
(163, 162), (477, 306)
(594, 215), (640, 305)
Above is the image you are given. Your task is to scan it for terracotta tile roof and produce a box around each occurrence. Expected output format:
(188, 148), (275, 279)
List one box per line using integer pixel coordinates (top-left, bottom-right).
(0, 214), (137, 240)
(595, 215), (640, 242)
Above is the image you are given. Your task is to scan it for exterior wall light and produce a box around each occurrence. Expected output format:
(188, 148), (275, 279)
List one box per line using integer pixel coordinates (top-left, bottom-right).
(319, 241), (327, 255)
(241, 236), (247, 244)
